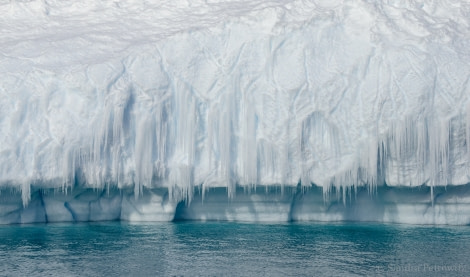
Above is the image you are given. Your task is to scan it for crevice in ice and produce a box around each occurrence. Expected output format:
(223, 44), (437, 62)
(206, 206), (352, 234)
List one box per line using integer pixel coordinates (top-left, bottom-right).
(38, 190), (48, 223)
(63, 202), (77, 222)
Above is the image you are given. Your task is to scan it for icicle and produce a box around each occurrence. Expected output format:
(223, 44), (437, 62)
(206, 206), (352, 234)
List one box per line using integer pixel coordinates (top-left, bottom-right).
(467, 103), (470, 161)
(366, 136), (378, 192)
(21, 181), (30, 207)
(134, 115), (154, 199)
(431, 185), (434, 206)
(416, 119), (427, 185)
(240, 97), (257, 186)
(218, 92), (234, 198)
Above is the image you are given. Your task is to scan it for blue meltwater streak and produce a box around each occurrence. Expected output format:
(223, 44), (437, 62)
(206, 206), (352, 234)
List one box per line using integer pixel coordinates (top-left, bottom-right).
(1, 222), (470, 276)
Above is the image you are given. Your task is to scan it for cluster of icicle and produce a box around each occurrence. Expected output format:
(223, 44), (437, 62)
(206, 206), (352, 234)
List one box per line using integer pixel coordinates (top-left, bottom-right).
(11, 92), (470, 207)
(1, 0), (469, 207)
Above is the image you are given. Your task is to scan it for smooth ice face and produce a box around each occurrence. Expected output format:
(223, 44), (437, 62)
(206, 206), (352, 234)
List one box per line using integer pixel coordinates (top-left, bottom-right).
(0, 0), (470, 209)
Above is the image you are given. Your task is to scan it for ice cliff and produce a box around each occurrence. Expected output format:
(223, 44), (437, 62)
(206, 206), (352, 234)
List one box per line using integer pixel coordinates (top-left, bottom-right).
(1, 0), (470, 224)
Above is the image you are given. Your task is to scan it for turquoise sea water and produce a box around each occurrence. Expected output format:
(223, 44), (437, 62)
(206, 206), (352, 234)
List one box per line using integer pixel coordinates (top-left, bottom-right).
(1, 222), (469, 276)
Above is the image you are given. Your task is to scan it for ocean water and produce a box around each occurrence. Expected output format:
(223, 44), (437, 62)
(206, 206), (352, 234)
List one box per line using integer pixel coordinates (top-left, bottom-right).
(1, 222), (469, 276)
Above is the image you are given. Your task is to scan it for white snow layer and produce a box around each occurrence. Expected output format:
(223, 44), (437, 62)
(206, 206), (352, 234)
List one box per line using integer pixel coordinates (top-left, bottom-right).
(1, 0), (470, 223)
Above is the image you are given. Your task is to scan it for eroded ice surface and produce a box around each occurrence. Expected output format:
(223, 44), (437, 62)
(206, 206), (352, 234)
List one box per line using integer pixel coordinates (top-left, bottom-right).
(1, 0), (470, 223)
(2, 185), (470, 225)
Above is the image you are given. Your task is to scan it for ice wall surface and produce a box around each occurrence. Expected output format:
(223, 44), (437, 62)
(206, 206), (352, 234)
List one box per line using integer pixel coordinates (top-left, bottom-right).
(1, 0), (470, 224)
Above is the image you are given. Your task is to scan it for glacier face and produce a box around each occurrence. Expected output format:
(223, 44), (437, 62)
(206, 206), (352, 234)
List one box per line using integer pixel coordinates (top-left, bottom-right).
(1, 0), (470, 224)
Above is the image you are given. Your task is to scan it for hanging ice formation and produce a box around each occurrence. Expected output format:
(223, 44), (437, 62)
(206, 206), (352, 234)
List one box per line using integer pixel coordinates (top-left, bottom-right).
(0, 0), (470, 224)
